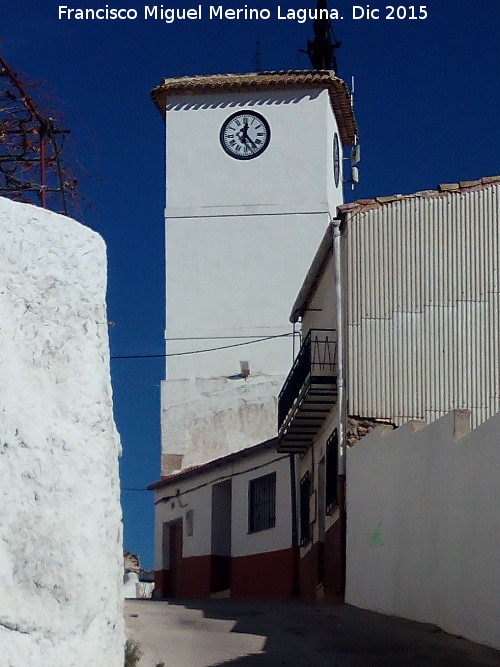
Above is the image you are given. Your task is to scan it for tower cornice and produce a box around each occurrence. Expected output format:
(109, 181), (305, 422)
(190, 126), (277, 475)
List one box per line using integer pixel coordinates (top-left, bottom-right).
(151, 70), (357, 145)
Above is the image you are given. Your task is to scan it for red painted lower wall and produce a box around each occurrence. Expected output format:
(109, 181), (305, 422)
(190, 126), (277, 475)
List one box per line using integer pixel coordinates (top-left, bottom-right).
(298, 542), (319, 598)
(154, 556), (211, 599)
(231, 547), (297, 598)
(179, 555), (212, 598)
(154, 548), (297, 599)
(324, 517), (345, 598)
(298, 477), (346, 600)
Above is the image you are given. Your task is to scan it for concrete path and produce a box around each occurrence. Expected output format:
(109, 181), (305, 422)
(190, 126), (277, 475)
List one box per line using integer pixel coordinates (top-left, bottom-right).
(125, 598), (500, 667)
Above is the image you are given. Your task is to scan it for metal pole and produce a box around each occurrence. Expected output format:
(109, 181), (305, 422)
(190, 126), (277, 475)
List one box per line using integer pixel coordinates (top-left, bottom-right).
(332, 219), (345, 474)
(40, 132), (46, 208)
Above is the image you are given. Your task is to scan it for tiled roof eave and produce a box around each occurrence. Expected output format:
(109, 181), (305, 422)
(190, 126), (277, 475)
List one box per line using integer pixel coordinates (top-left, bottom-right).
(151, 70), (357, 145)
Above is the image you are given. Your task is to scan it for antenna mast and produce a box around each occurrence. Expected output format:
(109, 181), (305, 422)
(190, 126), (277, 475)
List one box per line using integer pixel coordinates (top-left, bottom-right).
(0, 55), (77, 214)
(253, 41), (262, 72)
(300, 0), (341, 71)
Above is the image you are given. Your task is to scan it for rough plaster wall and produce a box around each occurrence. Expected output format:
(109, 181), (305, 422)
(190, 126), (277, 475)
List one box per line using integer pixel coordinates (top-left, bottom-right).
(161, 374), (284, 471)
(0, 198), (124, 666)
(346, 409), (500, 650)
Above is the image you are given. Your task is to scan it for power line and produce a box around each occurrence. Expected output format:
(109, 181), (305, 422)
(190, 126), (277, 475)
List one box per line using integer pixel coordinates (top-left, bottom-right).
(111, 332), (294, 360)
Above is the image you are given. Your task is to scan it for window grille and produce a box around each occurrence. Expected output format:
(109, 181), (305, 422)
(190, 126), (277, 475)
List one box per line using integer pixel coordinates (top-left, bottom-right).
(299, 471), (311, 545)
(248, 472), (276, 533)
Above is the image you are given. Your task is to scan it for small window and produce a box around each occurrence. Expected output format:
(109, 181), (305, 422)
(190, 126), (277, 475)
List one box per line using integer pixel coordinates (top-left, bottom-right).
(299, 471), (311, 546)
(325, 429), (338, 514)
(248, 472), (276, 533)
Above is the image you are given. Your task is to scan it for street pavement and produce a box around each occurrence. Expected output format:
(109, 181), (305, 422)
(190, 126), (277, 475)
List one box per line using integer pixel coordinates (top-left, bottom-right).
(125, 598), (500, 667)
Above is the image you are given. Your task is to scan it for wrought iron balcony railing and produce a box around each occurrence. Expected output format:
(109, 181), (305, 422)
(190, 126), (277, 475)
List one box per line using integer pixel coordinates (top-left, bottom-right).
(277, 329), (338, 453)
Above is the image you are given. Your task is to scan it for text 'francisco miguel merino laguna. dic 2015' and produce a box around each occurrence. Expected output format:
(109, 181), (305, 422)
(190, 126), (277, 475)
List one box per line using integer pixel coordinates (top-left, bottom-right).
(57, 5), (344, 23)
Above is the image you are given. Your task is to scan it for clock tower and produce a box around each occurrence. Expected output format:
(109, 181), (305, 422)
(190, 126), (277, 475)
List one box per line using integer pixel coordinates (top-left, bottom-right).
(151, 71), (357, 474)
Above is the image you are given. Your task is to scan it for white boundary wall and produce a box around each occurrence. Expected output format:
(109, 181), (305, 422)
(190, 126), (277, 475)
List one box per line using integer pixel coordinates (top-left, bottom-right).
(0, 198), (124, 666)
(346, 409), (500, 649)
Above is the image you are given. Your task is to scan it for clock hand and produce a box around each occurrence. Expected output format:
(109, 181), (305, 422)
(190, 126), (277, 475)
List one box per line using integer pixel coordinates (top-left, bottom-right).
(237, 127), (247, 144)
(240, 123), (258, 150)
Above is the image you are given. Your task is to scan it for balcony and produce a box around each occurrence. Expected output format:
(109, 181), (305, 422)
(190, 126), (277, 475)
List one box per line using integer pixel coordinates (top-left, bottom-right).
(277, 329), (338, 453)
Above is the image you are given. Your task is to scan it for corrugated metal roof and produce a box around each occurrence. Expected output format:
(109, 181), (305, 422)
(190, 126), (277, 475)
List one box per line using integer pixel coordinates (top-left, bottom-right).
(346, 180), (500, 429)
(151, 70), (357, 146)
(290, 177), (500, 322)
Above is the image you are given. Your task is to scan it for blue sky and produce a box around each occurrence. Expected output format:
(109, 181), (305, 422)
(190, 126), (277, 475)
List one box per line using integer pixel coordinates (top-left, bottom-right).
(2, 1), (499, 568)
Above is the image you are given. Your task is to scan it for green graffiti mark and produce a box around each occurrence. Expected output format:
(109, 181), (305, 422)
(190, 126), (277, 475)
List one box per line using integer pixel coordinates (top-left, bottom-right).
(370, 522), (384, 547)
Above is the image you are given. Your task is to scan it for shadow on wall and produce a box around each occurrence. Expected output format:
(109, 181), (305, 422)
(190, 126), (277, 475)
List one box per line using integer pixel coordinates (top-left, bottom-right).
(167, 90), (322, 112)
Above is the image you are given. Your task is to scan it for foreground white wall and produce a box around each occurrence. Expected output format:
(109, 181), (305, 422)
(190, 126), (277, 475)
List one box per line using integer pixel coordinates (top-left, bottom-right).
(0, 198), (124, 666)
(346, 409), (500, 650)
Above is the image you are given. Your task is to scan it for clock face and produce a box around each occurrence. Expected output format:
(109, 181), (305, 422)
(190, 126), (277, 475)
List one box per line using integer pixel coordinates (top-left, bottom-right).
(333, 132), (340, 187)
(220, 111), (270, 160)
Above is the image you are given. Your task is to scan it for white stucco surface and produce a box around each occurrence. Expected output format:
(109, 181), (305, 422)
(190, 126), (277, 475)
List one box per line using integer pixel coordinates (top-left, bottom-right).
(165, 89), (342, 215)
(346, 409), (500, 650)
(161, 374), (284, 470)
(0, 198), (124, 666)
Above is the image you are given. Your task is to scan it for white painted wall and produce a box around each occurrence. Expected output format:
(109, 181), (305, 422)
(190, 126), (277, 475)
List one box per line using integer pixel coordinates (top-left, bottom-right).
(0, 198), (124, 666)
(165, 212), (329, 380)
(346, 409), (500, 650)
(153, 446), (292, 569)
(165, 89), (342, 214)
(301, 252), (336, 335)
(161, 375), (284, 469)
(231, 450), (292, 558)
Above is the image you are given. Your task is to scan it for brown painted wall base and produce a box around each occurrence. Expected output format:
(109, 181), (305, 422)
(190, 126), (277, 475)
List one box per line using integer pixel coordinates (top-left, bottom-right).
(155, 547), (297, 599)
(299, 515), (345, 600)
(231, 547), (297, 598)
(298, 541), (320, 599)
(179, 555), (212, 598)
(324, 517), (345, 598)
(155, 555), (212, 599)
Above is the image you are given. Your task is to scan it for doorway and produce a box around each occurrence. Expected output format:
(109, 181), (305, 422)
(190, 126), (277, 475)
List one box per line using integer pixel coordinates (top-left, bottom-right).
(211, 480), (232, 593)
(162, 519), (183, 597)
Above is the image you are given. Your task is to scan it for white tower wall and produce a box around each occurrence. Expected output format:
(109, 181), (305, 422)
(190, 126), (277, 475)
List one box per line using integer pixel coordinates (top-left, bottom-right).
(157, 75), (353, 473)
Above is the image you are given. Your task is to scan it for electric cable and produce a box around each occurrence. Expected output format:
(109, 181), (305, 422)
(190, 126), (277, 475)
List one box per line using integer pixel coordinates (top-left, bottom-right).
(111, 331), (295, 359)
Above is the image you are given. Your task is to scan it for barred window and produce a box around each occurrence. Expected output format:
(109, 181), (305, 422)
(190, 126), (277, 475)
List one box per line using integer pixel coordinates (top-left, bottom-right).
(325, 429), (338, 514)
(248, 472), (276, 533)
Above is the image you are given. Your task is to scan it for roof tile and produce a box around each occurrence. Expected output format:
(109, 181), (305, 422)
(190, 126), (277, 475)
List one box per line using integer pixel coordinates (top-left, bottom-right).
(339, 177), (500, 215)
(151, 70), (357, 146)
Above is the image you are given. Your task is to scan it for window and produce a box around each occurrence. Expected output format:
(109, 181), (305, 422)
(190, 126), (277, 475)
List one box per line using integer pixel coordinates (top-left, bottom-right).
(248, 472), (276, 533)
(299, 471), (311, 546)
(325, 429), (338, 514)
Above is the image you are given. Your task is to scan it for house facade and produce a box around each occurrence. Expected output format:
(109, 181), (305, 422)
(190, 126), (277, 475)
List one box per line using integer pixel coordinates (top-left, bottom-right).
(277, 177), (500, 599)
(148, 439), (297, 599)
